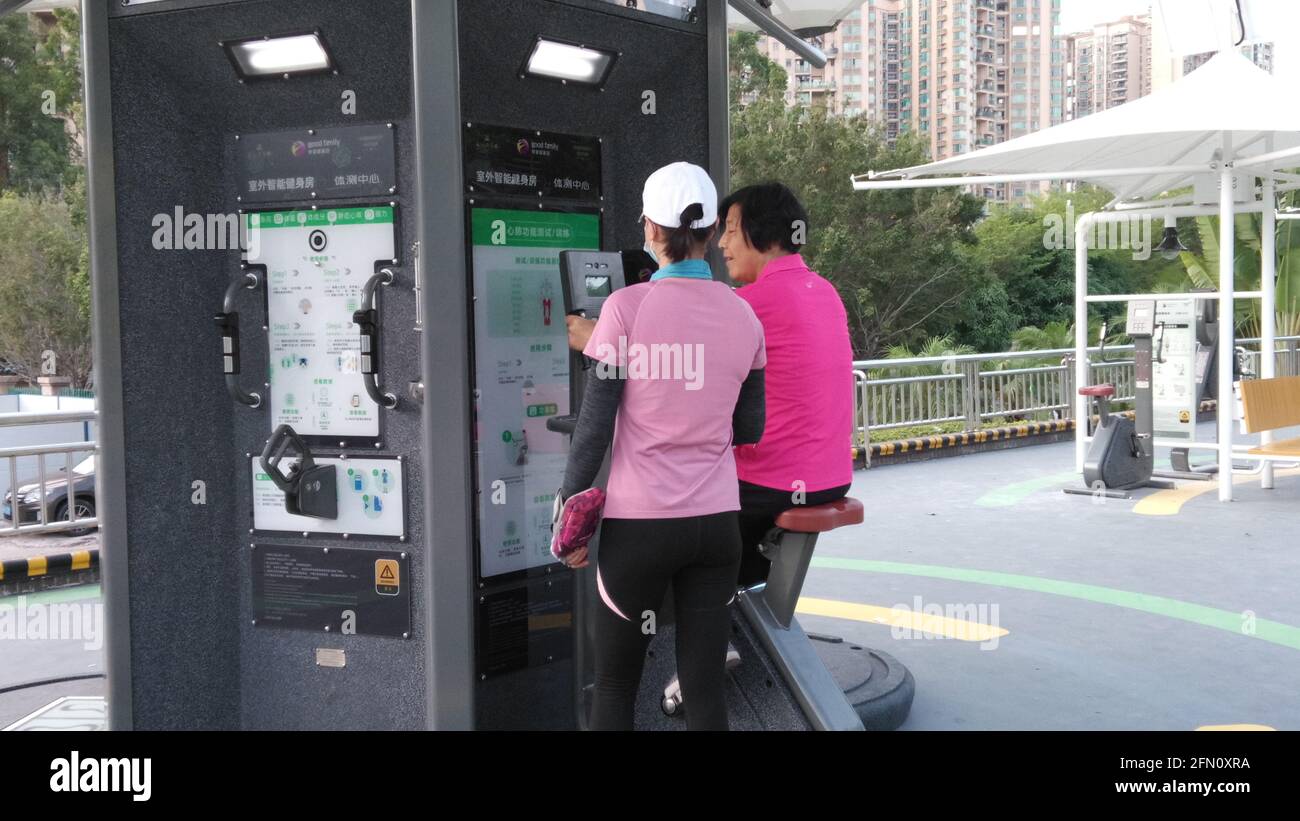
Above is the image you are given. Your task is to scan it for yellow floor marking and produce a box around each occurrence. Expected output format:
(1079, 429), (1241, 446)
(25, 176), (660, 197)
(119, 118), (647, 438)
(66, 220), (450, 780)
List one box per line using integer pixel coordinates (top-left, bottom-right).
(1134, 467), (1300, 516)
(1196, 724), (1276, 731)
(27, 555), (47, 577)
(797, 596), (1009, 642)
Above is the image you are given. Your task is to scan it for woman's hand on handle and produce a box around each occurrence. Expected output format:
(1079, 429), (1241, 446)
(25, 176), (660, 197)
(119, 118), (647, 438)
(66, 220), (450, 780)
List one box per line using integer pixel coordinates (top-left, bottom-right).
(566, 315), (596, 352)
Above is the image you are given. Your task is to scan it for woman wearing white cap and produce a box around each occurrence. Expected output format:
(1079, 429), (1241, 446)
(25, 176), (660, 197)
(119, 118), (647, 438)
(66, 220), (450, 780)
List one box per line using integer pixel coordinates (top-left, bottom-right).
(559, 162), (767, 730)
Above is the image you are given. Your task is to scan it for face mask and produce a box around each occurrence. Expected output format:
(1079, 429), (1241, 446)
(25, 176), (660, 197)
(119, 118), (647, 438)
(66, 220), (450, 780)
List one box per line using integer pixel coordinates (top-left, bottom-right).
(643, 241), (659, 265)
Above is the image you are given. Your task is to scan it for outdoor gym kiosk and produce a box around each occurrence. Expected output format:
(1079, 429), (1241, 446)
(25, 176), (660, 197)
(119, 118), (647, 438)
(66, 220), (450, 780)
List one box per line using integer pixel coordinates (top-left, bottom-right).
(84, 0), (908, 730)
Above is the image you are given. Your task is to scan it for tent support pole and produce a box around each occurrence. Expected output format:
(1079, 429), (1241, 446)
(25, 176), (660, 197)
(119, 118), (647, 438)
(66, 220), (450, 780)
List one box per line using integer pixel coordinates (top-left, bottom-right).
(1218, 135), (1236, 502)
(852, 163), (1210, 190)
(1074, 213), (1093, 474)
(1260, 138), (1277, 490)
(1231, 143), (1300, 171)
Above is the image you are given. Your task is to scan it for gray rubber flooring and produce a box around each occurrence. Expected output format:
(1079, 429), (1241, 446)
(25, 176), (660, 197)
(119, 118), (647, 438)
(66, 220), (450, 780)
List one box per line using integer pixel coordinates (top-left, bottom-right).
(4, 423), (1296, 730)
(801, 423), (1300, 729)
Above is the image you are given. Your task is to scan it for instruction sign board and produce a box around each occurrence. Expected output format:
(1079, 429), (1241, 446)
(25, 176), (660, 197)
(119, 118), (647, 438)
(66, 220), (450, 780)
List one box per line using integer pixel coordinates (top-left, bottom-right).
(251, 456), (404, 538)
(1153, 299), (1199, 439)
(251, 544), (410, 638)
(246, 206), (396, 442)
(464, 124), (602, 201)
(470, 207), (600, 578)
(235, 123), (396, 203)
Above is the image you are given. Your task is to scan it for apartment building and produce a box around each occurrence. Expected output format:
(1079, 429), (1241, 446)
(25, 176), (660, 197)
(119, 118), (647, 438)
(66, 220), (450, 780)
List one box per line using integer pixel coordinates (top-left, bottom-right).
(758, 0), (1063, 202)
(759, 0), (907, 140)
(1064, 15), (1151, 121)
(1181, 42), (1272, 76)
(911, 0), (1062, 201)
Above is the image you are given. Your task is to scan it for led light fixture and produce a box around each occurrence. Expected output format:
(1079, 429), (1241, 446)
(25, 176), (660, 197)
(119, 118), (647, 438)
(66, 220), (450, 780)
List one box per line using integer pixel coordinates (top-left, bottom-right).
(521, 37), (618, 88)
(222, 32), (336, 80)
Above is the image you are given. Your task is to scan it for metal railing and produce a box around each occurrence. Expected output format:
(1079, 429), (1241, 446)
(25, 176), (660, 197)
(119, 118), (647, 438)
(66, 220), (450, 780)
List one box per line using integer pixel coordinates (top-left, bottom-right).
(0, 409), (98, 537)
(7, 386), (96, 398)
(853, 336), (1300, 447)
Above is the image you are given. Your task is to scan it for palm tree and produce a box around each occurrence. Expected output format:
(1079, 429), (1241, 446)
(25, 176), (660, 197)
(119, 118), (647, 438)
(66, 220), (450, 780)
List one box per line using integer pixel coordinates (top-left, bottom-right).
(1173, 190), (1300, 339)
(997, 319), (1115, 421)
(867, 335), (974, 430)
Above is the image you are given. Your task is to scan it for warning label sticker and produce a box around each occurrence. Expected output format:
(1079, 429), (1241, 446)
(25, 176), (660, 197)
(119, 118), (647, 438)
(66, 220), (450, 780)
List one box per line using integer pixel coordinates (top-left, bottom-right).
(375, 559), (400, 596)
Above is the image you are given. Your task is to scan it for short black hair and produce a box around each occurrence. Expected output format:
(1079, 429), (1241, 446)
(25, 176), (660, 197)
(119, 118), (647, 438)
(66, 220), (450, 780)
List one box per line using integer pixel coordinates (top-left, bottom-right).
(718, 182), (809, 254)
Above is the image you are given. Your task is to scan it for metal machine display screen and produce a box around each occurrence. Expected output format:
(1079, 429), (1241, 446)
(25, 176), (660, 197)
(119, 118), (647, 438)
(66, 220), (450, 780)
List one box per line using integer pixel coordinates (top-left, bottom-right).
(584, 275), (611, 298)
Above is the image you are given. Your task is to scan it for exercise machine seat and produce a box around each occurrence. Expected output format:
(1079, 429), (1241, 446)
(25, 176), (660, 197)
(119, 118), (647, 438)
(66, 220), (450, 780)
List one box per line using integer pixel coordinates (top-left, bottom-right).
(775, 497), (864, 533)
(1078, 384), (1116, 398)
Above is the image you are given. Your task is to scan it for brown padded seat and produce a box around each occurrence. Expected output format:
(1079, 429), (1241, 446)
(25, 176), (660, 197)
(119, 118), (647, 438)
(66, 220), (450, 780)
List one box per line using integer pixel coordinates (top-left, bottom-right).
(1078, 384), (1116, 397)
(774, 497), (864, 533)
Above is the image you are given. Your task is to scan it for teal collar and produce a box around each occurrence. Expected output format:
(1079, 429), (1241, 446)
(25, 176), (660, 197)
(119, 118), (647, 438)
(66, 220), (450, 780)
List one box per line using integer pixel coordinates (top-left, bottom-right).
(650, 259), (713, 281)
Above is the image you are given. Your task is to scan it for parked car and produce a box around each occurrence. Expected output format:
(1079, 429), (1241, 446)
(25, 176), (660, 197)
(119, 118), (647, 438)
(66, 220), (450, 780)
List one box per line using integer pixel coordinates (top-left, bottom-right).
(2, 454), (96, 537)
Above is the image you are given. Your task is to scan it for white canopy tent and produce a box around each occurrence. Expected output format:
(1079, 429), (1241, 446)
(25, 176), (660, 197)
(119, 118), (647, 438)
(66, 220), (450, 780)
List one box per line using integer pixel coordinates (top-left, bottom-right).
(852, 50), (1300, 501)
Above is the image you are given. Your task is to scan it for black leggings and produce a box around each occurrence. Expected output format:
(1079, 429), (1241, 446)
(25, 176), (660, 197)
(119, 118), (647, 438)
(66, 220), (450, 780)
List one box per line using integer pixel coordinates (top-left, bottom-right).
(591, 512), (742, 731)
(736, 481), (852, 588)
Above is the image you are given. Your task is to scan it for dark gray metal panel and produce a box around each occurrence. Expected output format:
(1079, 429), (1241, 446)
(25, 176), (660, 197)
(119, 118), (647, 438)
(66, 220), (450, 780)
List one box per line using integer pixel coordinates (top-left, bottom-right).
(413, 0), (476, 730)
(82, 0), (134, 732)
(457, 0), (711, 256)
(109, 9), (242, 730)
(459, 0), (713, 729)
(706, 0), (730, 282)
(110, 0), (258, 18)
(103, 0), (424, 729)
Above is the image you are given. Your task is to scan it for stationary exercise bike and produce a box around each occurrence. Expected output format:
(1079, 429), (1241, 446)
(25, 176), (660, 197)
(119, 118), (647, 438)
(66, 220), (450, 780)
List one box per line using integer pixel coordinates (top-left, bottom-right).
(1065, 299), (1176, 499)
(660, 497), (916, 731)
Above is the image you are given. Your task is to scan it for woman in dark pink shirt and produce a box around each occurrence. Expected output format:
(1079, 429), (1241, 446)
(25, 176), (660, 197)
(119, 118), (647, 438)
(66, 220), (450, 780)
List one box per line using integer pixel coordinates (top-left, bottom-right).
(717, 183), (855, 587)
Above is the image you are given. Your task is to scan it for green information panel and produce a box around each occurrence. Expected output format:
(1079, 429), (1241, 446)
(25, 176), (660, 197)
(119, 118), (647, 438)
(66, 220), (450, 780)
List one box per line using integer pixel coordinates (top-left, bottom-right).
(470, 208), (600, 578)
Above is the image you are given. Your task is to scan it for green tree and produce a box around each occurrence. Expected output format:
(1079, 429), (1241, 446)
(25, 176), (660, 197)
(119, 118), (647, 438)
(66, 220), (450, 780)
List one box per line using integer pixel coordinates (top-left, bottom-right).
(875, 335), (975, 376)
(0, 11), (88, 387)
(729, 30), (788, 107)
(1168, 194), (1300, 337)
(729, 34), (983, 357)
(1010, 319), (1076, 354)
(0, 11), (82, 193)
(955, 279), (1018, 352)
(0, 191), (91, 385)
(954, 186), (1182, 350)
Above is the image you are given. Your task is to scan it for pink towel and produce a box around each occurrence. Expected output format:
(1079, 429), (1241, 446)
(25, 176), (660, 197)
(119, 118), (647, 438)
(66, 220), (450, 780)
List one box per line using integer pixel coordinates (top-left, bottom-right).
(550, 487), (606, 562)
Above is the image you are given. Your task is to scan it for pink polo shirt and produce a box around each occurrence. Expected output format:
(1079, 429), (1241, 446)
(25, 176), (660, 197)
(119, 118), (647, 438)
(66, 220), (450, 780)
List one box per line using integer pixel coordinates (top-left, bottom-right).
(735, 254), (853, 492)
(583, 277), (766, 519)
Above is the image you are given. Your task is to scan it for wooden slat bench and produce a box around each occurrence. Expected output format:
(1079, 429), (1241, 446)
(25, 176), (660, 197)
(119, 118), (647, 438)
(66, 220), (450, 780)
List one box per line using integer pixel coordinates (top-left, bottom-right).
(1237, 375), (1300, 458)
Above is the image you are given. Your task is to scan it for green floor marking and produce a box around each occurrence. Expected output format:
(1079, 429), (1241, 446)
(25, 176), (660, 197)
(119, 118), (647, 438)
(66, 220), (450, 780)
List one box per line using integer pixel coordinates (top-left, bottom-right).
(810, 558), (1300, 651)
(1, 584), (101, 606)
(974, 458), (1213, 507)
(975, 472), (1079, 507)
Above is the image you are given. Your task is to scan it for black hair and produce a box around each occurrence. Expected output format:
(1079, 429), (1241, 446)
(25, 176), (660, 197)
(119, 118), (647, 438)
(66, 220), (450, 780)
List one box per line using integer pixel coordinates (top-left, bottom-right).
(654, 202), (715, 264)
(718, 182), (809, 254)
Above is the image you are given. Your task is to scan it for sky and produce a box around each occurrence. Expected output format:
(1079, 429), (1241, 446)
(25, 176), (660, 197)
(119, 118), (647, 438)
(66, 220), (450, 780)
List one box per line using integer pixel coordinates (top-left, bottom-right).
(1059, 0), (1151, 33)
(1061, 0), (1300, 80)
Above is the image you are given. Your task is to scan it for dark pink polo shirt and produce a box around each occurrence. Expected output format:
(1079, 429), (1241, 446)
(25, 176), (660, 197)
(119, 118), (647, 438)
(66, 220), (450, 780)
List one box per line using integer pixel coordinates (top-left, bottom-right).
(734, 254), (853, 493)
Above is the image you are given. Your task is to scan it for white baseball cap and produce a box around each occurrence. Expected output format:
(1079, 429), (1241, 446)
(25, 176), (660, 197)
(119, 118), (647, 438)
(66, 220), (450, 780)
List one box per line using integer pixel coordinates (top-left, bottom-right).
(641, 162), (717, 230)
